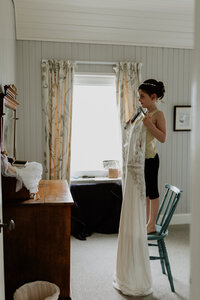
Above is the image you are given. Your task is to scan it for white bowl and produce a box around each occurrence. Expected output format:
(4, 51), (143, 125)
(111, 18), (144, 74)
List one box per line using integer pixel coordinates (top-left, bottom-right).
(13, 281), (60, 300)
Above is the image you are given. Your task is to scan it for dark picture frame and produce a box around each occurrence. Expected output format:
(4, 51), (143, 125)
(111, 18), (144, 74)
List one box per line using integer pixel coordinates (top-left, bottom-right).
(173, 105), (192, 131)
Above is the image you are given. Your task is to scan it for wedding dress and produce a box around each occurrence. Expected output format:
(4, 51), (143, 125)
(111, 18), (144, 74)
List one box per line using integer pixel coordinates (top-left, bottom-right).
(113, 118), (152, 296)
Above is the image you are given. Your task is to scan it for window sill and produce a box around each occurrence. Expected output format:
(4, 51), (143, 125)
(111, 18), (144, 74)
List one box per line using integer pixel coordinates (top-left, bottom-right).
(70, 176), (122, 184)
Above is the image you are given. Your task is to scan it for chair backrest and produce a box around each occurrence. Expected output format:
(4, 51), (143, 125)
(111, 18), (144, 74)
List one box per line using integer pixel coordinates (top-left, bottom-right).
(156, 183), (182, 235)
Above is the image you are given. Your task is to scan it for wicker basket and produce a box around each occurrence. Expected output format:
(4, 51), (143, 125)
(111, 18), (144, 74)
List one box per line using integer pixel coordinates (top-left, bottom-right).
(13, 281), (60, 300)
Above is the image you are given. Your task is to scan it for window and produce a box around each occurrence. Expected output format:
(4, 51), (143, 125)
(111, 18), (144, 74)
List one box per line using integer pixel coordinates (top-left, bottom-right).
(70, 74), (122, 178)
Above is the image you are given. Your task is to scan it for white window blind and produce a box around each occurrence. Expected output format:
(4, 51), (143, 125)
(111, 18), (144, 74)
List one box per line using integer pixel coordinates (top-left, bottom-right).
(70, 75), (122, 177)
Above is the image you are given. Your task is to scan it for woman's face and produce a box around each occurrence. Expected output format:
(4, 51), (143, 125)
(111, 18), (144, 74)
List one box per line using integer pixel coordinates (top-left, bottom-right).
(138, 89), (153, 109)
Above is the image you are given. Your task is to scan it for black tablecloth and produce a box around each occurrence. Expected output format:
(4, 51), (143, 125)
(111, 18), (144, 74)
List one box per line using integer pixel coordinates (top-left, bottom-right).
(70, 182), (122, 239)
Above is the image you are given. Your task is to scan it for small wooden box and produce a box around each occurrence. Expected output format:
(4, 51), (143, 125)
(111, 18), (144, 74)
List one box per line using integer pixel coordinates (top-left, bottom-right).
(108, 168), (119, 178)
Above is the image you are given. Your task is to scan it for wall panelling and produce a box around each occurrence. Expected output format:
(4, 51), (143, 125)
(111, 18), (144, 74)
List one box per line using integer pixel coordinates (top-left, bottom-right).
(16, 41), (192, 214)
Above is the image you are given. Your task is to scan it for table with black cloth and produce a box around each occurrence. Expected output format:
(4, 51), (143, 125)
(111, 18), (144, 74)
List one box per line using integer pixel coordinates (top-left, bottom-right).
(70, 180), (122, 240)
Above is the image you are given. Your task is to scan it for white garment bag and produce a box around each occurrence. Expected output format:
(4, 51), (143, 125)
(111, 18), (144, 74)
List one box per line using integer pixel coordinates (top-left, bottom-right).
(113, 119), (152, 296)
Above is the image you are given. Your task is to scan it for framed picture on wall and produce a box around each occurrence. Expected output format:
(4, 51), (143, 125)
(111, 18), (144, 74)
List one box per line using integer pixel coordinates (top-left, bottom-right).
(173, 105), (192, 131)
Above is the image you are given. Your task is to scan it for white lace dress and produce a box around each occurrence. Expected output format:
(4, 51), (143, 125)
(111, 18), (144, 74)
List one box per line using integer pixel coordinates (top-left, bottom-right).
(113, 119), (152, 296)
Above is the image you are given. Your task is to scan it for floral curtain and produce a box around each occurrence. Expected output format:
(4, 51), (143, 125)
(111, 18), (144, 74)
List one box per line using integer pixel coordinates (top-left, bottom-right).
(41, 59), (75, 182)
(113, 62), (142, 187)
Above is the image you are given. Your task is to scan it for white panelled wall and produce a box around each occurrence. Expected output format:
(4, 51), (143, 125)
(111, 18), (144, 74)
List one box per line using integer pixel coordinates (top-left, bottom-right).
(16, 41), (192, 216)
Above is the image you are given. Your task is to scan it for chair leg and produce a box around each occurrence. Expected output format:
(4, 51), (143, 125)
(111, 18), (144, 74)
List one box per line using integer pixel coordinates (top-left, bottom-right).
(161, 240), (175, 292)
(158, 240), (166, 274)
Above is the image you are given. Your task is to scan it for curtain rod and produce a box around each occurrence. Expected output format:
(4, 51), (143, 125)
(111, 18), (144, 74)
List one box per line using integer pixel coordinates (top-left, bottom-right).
(76, 61), (117, 66)
(76, 61), (142, 66)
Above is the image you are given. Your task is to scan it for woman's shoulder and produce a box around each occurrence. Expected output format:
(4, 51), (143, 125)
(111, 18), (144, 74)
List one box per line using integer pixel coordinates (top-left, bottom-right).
(154, 110), (166, 124)
(154, 109), (165, 117)
(150, 109), (163, 118)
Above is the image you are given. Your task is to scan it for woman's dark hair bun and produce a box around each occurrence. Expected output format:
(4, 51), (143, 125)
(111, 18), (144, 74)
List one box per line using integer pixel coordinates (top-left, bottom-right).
(157, 81), (165, 99)
(139, 79), (165, 100)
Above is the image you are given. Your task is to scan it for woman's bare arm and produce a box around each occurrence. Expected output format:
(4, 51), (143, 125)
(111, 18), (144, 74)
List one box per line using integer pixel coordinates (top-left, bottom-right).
(143, 111), (166, 143)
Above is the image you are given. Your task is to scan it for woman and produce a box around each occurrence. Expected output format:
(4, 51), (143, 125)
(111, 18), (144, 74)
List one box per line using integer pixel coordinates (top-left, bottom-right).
(138, 79), (166, 234)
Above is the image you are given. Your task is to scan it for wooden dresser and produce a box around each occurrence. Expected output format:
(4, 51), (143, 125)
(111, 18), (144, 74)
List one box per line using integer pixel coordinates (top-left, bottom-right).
(3, 179), (74, 300)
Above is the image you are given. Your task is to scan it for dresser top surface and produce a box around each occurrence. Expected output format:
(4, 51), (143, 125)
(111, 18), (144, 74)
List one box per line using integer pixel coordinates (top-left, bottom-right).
(22, 180), (74, 205)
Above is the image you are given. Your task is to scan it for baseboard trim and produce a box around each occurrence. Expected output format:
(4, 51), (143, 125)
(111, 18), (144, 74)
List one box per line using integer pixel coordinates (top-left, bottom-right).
(170, 213), (191, 225)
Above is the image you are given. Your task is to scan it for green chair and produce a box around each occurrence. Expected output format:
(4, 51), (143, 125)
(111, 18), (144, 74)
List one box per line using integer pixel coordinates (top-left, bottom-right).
(148, 183), (182, 292)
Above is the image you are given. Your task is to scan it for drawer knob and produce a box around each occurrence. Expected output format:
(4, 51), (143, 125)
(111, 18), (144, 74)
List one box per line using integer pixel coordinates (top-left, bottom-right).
(0, 219), (15, 233)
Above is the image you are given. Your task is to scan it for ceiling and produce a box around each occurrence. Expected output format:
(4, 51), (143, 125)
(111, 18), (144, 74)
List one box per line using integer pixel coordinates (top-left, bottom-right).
(13, 0), (194, 49)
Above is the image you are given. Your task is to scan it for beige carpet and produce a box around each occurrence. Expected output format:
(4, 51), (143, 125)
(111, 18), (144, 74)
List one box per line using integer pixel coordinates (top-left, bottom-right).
(71, 225), (190, 300)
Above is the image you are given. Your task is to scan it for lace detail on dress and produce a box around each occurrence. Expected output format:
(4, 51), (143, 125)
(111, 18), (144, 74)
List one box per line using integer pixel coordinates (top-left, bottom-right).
(126, 118), (146, 203)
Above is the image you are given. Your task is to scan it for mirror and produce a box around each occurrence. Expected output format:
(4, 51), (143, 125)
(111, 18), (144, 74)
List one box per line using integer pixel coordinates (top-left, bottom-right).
(3, 105), (15, 157)
(0, 85), (18, 158)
